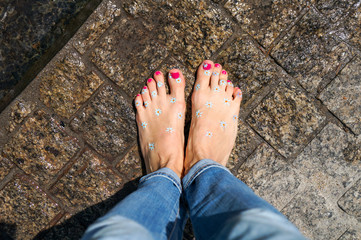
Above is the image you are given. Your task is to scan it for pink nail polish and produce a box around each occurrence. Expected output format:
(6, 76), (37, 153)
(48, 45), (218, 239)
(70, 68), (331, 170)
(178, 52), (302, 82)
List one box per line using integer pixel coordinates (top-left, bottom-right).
(203, 63), (211, 70)
(170, 72), (179, 79)
(215, 63), (221, 68)
(222, 70), (227, 75)
(227, 80), (231, 82)
(143, 86), (147, 89)
(155, 71), (161, 75)
(137, 94), (140, 96)
(148, 78), (152, 82)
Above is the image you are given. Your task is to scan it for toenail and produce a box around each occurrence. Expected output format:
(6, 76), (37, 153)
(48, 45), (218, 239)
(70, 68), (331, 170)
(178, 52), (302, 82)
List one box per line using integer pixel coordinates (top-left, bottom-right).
(155, 71), (161, 75)
(203, 63), (211, 70)
(222, 70), (227, 75)
(141, 87), (148, 94)
(220, 121), (227, 129)
(215, 63), (221, 68)
(148, 78), (153, 82)
(136, 94), (140, 97)
(170, 72), (180, 79)
(227, 80), (231, 82)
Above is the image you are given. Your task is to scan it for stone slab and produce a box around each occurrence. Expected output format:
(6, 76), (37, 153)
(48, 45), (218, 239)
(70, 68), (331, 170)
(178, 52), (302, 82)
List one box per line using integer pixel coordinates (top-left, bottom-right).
(271, 8), (353, 93)
(70, 85), (136, 158)
(216, 34), (283, 105)
(294, 123), (360, 198)
(316, 0), (359, 22)
(282, 186), (352, 239)
(0, 176), (60, 239)
(116, 145), (143, 181)
(73, 0), (121, 54)
(338, 177), (361, 217)
(91, 18), (167, 97)
(319, 57), (361, 135)
(6, 100), (35, 132)
(338, 226), (361, 240)
(52, 149), (123, 211)
(0, 157), (13, 181)
(40, 52), (103, 118)
(122, 0), (234, 68)
(2, 110), (81, 184)
(237, 143), (301, 210)
(224, 0), (306, 48)
(247, 81), (326, 158)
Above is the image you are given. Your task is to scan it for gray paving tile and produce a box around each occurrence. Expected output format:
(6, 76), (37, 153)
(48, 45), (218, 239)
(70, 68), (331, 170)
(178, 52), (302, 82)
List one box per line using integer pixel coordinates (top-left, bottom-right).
(116, 145), (143, 181)
(338, 177), (361, 217)
(315, 0), (359, 22)
(0, 157), (13, 181)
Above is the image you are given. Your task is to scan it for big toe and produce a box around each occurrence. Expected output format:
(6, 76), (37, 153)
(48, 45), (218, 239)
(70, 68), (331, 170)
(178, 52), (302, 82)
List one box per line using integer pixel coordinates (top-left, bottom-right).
(195, 60), (214, 90)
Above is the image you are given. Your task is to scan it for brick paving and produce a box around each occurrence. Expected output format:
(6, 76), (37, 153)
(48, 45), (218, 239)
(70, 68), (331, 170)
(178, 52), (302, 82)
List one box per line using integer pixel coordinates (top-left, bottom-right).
(0, 0), (360, 239)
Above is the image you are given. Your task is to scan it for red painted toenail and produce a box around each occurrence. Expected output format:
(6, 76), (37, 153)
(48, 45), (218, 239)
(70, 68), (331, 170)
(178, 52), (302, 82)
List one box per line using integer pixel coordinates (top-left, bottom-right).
(222, 70), (227, 74)
(155, 71), (161, 75)
(215, 63), (221, 68)
(143, 86), (147, 89)
(170, 72), (179, 78)
(227, 80), (231, 82)
(137, 94), (140, 96)
(203, 63), (211, 70)
(148, 78), (152, 82)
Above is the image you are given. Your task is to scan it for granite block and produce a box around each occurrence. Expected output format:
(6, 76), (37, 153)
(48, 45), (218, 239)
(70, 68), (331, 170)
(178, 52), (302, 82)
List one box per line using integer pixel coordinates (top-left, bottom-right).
(315, 0), (359, 22)
(52, 149), (123, 211)
(2, 110), (80, 184)
(91, 18), (167, 96)
(6, 100), (35, 132)
(0, 177), (60, 239)
(122, 0), (233, 68)
(338, 178), (361, 217)
(116, 145), (143, 180)
(70, 85), (136, 158)
(247, 82), (326, 158)
(216, 34), (282, 104)
(342, 6), (361, 50)
(338, 227), (361, 240)
(271, 8), (353, 93)
(227, 120), (262, 173)
(73, 1), (121, 54)
(225, 0), (306, 48)
(282, 187), (351, 239)
(237, 143), (300, 209)
(294, 123), (360, 198)
(0, 157), (13, 181)
(319, 57), (361, 135)
(40, 52), (103, 118)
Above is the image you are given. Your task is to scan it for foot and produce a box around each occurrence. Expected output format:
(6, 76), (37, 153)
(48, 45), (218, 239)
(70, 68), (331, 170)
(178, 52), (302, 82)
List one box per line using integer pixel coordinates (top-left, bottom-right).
(135, 70), (186, 178)
(184, 60), (242, 174)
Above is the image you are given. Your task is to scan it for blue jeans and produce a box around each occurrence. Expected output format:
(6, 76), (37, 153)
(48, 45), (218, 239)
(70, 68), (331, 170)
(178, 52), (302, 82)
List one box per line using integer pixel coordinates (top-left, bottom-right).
(82, 159), (306, 240)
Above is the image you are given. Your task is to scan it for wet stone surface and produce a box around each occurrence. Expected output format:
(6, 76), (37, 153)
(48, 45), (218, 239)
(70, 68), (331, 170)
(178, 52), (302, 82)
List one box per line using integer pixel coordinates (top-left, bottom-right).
(52, 149), (123, 211)
(315, 0), (359, 22)
(294, 123), (360, 199)
(224, 0), (306, 48)
(271, 8), (353, 93)
(122, 0), (233, 68)
(319, 57), (361, 135)
(70, 85), (136, 158)
(40, 53), (103, 118)
(0, 157), (13, 181)
(116, 145), (143, 180)
(338, 178), (361, 217)
(341, 6), (361, 50)
(6, 100), (35, 132)
(282, 186), (351, 240)
(73, 1), (121, 54)
(247, 81), (326, 158)
(227, 120), (262, 173)
(216, 34), (282, 105)
(0, 177), (60, 239)
(91, 18), (167, 97)
(237, 143), (301, 210)
(2, 110), (80, 185)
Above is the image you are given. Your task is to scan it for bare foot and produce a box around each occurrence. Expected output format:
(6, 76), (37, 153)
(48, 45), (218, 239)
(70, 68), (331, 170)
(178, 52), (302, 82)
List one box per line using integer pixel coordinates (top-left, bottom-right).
(184, 60), (242, 174)
(135, 70), (186, 178)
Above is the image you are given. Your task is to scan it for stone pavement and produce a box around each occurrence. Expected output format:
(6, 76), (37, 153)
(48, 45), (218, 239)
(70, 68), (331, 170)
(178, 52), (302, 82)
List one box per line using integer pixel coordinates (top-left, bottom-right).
(0, 0), (360, 239)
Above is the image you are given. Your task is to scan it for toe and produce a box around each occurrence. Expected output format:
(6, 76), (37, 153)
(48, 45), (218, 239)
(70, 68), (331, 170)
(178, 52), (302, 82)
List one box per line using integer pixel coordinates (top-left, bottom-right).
(141, 85), (151, 108)
(232, 87), (243, 102)
(219, 70), (228, 91)
(154, 71), (166, 97)
(147, 78), (158, 100)
(226, 79), (234, 96)
(135, 94), (145, 121)
(168, 69), (185, 100)
(210, 63), (222, 89)
(195, 60), (214, 90)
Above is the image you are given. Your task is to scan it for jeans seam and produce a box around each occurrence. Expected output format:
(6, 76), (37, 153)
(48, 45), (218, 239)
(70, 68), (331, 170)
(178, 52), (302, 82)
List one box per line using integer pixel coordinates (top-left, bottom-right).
(183, 164), (230, 190)
(140, 173), (182, 194)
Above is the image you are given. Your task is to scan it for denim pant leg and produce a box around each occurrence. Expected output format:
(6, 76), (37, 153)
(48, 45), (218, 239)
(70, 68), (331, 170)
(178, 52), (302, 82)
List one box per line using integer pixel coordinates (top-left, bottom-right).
(182, 159), (306, 240)
(82, 168), (188, 240)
